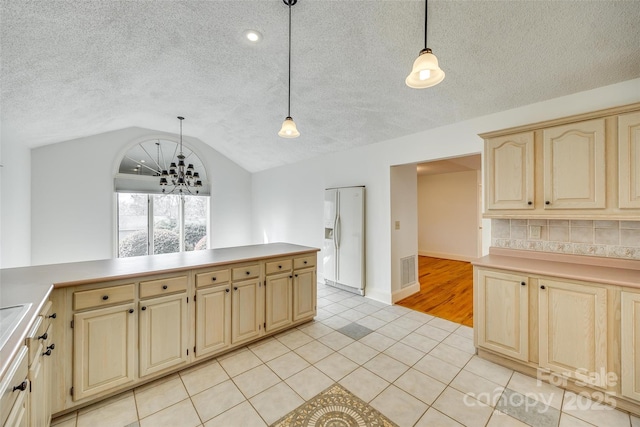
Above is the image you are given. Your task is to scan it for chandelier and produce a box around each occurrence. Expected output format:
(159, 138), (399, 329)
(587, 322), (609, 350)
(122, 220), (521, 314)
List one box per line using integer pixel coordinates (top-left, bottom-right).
(160, 116), (203, 194)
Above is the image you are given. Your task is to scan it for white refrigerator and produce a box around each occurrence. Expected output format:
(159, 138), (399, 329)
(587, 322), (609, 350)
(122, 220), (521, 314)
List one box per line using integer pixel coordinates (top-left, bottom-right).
(323, 186), (365, 295)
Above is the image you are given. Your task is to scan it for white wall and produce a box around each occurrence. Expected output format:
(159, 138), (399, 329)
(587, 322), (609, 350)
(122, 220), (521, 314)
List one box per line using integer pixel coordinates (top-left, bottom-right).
(0, 128), (32, 268)
(390, 164), (419, 302)
(251, 78), (640, 304)
(31, 127), (252, 265)
(418, 170), (479, 262)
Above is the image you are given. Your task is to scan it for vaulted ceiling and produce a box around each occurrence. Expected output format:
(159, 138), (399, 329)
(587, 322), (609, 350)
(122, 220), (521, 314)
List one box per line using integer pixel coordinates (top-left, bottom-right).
(1, 1), (639, 172)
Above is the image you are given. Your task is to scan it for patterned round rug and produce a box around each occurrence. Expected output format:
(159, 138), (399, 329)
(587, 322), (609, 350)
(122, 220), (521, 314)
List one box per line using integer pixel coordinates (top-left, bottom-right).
(271, 384), (398, 427)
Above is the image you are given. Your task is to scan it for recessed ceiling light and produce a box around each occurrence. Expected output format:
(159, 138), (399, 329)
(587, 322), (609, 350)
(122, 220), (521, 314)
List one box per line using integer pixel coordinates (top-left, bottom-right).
(140, 160), (145, 163)
(243, 30), (262, 43)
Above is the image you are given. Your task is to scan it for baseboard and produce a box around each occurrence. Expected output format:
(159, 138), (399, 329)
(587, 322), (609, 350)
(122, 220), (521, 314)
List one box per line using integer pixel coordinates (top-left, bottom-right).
(363, 288), (392, 305)
(418, 251), (476, 263)
(391, 282), (420, 303)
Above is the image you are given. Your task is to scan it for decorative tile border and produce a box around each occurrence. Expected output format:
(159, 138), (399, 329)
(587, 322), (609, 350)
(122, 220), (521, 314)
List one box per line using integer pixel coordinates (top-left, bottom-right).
(491, 219), (640, 260)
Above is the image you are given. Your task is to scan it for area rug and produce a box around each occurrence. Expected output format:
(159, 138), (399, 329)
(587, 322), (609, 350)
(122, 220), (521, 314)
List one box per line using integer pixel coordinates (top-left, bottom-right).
(271, 384), (398, 427)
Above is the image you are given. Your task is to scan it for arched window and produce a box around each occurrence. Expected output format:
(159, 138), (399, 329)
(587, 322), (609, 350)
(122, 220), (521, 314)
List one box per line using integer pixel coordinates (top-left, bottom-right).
(114, 139), (210, 258)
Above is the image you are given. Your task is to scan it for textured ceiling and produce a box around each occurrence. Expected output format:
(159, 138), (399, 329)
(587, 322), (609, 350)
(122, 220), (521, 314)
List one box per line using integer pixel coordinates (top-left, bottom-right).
(1, 1), (639, 172)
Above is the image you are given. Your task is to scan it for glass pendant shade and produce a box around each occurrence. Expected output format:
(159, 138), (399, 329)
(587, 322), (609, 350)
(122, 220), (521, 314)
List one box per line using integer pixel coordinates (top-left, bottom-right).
(406, 48), (445, 89)
(278, 116), (300, 138)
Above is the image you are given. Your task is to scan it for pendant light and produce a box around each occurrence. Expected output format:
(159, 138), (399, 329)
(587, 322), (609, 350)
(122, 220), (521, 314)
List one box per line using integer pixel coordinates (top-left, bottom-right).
(278, 0), (300, 138)
(406, 0), (445, 89)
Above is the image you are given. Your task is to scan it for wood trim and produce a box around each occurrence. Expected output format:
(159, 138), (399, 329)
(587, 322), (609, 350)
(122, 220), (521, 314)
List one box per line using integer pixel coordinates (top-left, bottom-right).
(479, 102), (640, 139)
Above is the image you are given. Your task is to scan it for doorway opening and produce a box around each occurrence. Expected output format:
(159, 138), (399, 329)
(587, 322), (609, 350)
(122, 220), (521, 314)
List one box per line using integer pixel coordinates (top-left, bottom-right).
(395, 154), (484, 326)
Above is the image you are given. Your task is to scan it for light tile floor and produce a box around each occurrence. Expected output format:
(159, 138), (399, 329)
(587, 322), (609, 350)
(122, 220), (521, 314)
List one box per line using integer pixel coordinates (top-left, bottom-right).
(52, 282), (640, 427)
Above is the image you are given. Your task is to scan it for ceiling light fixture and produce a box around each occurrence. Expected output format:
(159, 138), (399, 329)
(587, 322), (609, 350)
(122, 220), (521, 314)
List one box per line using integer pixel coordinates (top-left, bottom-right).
(160, 116), (203, 194)
(278, 0), (300, 138)
(406, 0), (445, 89)
(243, 29), (262, 43)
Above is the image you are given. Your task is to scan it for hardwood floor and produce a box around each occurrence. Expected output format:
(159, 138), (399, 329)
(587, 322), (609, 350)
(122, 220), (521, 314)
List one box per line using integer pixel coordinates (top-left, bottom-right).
(396, 256), (474, 327)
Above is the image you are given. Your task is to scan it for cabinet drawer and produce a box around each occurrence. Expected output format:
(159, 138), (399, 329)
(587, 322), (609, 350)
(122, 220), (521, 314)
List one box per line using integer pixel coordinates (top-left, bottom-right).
(294, 255), (316, 269)
(73, 284), (135, 311)
(196, 269), (230, 288)
(232, 264), (261, 281)
(266, 259), (292, 275)
(0, 346), (28, 427)
(139, 276), (187, 298)
(25, 316), (46, 366)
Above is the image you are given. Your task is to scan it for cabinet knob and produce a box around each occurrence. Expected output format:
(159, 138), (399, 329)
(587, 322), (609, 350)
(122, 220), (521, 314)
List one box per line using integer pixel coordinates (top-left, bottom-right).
(527, 201), (532, 206)
(289, 276), (293, 279)
(545, 201), (550, 205)
(38, 332), (48, 341)
(521, 281), (526, 286)
(234, 287), (238, 291)
(278, 265), (282, 269)
(162, 285), (168, 290)
(304, 260), (308, 264)
(212, 277), (217, 281)
(129, 309), (134, 314)
(540, 285), (546, 290)
(48, 313), (57, 319)
(12, 381), (27, 392)
(102, 295), (109, 301)
(43, 349), (52, 356)
(47, 344), (55, 351)
(295, 274), (298, 277)
(246, 271), (250, 275)
(141, 306), (147, 311)
(226, 288), (230, 293)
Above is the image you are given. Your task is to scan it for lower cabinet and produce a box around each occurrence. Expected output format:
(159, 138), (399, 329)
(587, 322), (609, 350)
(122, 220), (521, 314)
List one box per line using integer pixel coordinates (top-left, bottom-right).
(476, 269), (529, 362)
(293, 267), (316, 322)
(538, 278), (608, 388)
(73, 303), (136, 401)
(1, 347), (29, 427)
(195, 284), (231, 358)
(622, 291), (640, 401)
(265, 272), (293, 332)
(139, 293), (188, 377)
(231, 279), (264, 344)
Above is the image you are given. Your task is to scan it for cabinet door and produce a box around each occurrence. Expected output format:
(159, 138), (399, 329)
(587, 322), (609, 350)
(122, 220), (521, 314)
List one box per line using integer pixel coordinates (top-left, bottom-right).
(73, 304), (136, 401)
(28, 346), (45, 427)
(139, 293), (188, 377)
(266, 273), (292, 332)
(539, 279), (607, 387)
(485, 132), (535, 210)
(4, 384), (28, 427)
(293, 268), (316, 322)
(619, 111), (640, 209)
(622, 291), (640, 400)
(476, 269), (529, 361)
(543, 118), (605, 209)
(195, 285), (231, 358)
(231, 279), (263, 344)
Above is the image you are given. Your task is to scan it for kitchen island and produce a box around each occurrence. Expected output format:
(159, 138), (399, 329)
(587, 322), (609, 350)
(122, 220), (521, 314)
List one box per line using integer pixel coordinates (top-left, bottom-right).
(0, 242), (319, 423)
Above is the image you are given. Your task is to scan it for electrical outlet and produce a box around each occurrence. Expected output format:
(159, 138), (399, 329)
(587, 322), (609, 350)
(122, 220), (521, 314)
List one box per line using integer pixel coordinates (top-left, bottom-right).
(529, 225), (541, 239)
(395, 221), (400, 230)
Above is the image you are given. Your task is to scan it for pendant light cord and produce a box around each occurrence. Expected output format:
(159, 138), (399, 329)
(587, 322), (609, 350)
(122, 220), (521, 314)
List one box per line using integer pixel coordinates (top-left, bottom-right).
(287, 1), (292, 117)
(424, 0), (428, 49)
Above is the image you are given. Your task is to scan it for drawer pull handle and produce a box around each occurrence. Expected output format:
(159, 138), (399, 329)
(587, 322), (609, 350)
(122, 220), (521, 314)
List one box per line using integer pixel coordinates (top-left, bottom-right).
(246, 271), (250, 275)
(226, 288), (230, 293)
(162, 285), (168, 290)
(38, 332), (48, 341)
(48, 313), (57, 319)
(43, 349), (52, 356)
(12, 381), (28, 392)
(527, 201), (532, 205)
(234, 287), (238, 291)
(545, 201), (550, 205)
(212, 277), (217, 281)
(304, 260), (308, 264)
(129, 309), (134, 314)
(540, 285), (546, 290)
(289, 275), (293, 279)
(102, 295), (109, 301)
(295, 274), (298, 277)
(278, 265), (282, 269)
(521, 282), (526, 286)
(141, 306), (147, 311)
(47, 344), (55, 351)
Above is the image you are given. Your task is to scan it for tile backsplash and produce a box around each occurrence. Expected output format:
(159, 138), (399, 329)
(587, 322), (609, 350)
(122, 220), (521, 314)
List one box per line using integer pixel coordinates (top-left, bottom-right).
(491, 219), (640, 260)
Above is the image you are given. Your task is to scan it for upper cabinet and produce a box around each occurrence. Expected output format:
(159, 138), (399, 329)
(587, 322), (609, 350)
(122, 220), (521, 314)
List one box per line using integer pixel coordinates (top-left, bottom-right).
(482, 103), (640, 219)
(619, 111), (640, 209)
(485, 132), (534, 210)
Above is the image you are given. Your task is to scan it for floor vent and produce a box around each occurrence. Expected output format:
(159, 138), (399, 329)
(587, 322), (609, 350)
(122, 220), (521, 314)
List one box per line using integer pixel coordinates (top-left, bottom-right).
(400, 255), (416, 288)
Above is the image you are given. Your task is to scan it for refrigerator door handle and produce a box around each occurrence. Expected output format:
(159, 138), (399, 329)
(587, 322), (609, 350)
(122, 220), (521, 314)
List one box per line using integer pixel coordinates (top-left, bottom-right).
(336, 215), (341, 249)
(333, 214), (339, 250)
